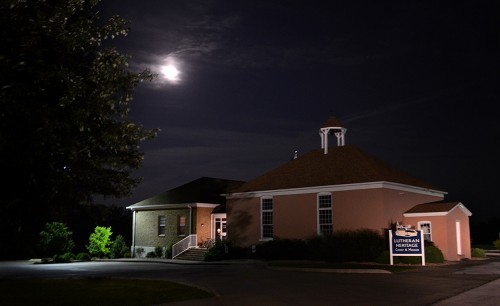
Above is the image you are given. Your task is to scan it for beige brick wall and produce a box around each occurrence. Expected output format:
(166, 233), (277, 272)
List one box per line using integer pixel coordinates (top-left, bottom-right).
(134, 208), (191, 249)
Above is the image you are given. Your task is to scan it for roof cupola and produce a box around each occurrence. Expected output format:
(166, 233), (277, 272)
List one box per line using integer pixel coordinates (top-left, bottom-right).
(319, 117), (347, 154)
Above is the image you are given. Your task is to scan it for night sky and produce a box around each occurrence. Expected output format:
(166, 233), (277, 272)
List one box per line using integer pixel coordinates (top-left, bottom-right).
(98, 1), (500, 221)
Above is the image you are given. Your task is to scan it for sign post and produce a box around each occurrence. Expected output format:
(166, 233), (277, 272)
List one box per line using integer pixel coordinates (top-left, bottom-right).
(389, 225), (425, 266)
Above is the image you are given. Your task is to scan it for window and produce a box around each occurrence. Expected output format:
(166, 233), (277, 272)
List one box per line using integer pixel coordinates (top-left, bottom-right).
(419, 222), (431, 241)
(177, 215), (186, 236)
(158, 215), (166, 236)
(318, 194), (332, 235)
(261, 198), (273, 239)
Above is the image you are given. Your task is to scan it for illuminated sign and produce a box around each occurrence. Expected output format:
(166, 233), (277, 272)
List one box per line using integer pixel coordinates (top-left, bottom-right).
(388, 223), (425, 265)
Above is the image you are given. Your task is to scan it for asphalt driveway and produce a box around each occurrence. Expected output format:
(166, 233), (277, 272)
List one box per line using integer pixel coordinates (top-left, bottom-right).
(1, 259), (500, 305)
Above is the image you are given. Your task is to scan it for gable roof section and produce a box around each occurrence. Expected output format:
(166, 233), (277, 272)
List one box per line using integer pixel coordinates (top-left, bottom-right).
(404, 201), (472, 217)
(127, 177), (245, 210)
(233, 145), (440, 193)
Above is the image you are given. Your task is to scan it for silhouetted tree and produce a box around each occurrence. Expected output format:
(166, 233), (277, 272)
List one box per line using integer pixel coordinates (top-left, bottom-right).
(0, 0), (157, 259)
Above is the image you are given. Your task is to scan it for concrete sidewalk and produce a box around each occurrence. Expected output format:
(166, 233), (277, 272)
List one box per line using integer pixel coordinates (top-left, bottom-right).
(432, 261), (500, 305)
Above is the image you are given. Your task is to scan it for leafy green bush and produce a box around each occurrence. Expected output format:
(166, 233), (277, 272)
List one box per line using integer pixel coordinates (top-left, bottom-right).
(76, 252), (91, 261)
(86, 226), (113, 258)
(38, 222), (75, 257)
(52, 252), (74, 263)
(110, 235), (129, 259)
(493, 239), (500, 250)
(472, 248), (486, 258)
(146, 251), (156, 258)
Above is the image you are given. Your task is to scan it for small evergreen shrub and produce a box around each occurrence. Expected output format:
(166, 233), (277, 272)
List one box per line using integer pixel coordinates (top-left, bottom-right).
(154, 246), (164, 258)
(146, 251), (156, 258)
(110, 235), (129, 259)
(472, 248), (486, 258)
(136, 247), (145, 257)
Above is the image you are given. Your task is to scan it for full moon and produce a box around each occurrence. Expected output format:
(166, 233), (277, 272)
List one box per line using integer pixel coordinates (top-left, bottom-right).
(161, 64), (180, 82)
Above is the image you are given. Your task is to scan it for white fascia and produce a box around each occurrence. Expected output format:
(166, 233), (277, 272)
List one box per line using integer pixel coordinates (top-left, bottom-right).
(225, 181), (446, 199)
(126, 202), (219, 211)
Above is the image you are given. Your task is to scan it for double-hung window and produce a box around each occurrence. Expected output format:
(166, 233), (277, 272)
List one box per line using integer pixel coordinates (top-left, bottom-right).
(177, 215), (186, 236)
(158, 215), (166, 236)
(418, 222), (432, 241)
(318, 194), (332, 235)
(261, 198), (273, 239)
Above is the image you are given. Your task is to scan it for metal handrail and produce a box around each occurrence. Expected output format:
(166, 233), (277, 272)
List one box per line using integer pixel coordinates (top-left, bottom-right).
(172, 234), (197, 258)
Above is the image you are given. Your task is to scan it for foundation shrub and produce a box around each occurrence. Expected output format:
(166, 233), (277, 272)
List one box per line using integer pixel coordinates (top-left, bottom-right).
(154, 246), (164, 258)
(307, 229), (385, 262)
(425, 245), (444, 263)
(164, 244), (173, 259)
(205, 239), (249, 261)
(255, 238), (307, 261)
(394, 245), (445, 264)
(146, 251), (156, 258)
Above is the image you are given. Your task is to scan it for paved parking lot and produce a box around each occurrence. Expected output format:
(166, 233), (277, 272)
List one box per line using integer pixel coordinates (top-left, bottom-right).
(1, 259), (500, 305)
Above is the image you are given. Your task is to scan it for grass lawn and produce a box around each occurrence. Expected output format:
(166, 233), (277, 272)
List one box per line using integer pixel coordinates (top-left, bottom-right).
(0, 278), (215, 306)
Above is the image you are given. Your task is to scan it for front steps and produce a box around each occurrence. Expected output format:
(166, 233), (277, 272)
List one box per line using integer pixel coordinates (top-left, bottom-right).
(174, 248), (208, 261)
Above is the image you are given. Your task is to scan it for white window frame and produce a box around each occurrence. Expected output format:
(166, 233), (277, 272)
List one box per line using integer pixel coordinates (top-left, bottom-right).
(418, 221), (432, 242)
(260, 197), (273, 241)
(317, 193), (332, 236)
(177, 215), (186, 237)
(158, 215), (166, 237)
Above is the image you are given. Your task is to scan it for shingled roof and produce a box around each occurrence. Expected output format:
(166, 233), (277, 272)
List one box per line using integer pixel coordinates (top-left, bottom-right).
(233, 145), (440, 193)
(404, 201), (472, 216)
(127, 177), (245, 209)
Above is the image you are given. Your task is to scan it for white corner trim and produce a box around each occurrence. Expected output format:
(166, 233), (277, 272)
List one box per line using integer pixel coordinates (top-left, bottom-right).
(226, 181), (446, 199)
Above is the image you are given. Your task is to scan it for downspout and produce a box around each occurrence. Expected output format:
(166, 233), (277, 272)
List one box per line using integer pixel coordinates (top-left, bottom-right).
(188, 204), (193, 235)
(131, 210), (136, 257)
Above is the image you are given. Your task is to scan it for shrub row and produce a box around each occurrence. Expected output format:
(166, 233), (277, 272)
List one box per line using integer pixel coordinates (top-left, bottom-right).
(206, 229), (447, 264)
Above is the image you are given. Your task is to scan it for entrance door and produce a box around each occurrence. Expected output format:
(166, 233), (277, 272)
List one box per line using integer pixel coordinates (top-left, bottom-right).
(214, 217), (227, 240)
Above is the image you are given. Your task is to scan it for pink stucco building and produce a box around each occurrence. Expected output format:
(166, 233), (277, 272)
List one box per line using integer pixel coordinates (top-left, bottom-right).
(226, 117), (472, 261)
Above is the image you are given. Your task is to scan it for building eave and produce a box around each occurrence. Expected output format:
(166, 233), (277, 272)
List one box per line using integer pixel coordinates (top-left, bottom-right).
(403, 202), (472, 218)
(225, 181), (446, 199)
(126, 202), (219, 211)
